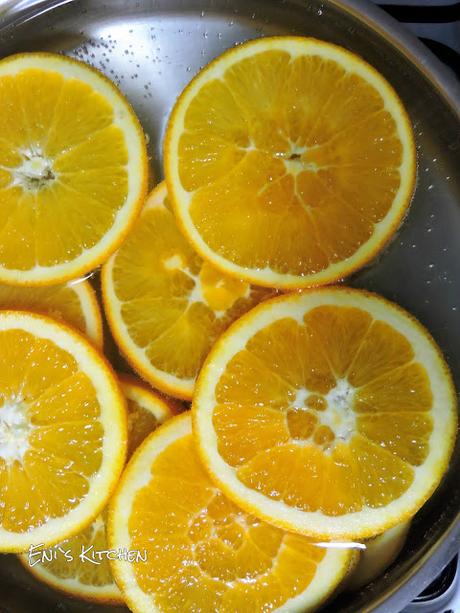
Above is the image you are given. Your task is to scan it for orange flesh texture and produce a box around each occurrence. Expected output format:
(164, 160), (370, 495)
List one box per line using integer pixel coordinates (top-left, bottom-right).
(178, 50), (403, 276)
(126, 397), (161, 459)
(32, 392), (164, 589)
(0, 68), (128, 270)
(111, 191), (272, 381)
(129, 431), (329, 611)
(32, 511), (114, 588)
(212, 305), (434, 516)
(0, 284), (87, 334)
(0, 329), (103, 532)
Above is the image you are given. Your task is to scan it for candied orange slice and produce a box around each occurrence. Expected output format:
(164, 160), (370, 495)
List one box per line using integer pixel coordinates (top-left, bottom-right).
(193, 288), (456, 539)
(0, 280), (103, 347)
(0, 311), (126, 552)
(165, 37), (415, 289)
(108, 414), (356, 612)
(19, 374), (173, 603)
(102, 181), (273, 399)
(0, 52), (147, 285)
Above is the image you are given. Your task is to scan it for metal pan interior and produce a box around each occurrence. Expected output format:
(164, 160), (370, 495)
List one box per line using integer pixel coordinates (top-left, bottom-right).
(0, 1), (459, 611)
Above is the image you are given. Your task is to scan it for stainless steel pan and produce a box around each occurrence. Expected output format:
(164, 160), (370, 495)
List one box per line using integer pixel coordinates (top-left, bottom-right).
(0, 1), (459, 611)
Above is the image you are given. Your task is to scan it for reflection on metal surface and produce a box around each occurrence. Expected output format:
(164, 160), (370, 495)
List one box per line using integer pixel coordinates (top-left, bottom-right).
(404, 555), (459, 612)
(0, 1), (459, 612)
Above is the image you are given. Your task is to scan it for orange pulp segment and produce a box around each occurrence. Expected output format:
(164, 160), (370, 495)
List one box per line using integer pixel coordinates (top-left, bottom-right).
(0, 279), (103, 347)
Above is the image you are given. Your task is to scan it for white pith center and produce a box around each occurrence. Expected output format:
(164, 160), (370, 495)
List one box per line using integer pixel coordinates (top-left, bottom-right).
(243, 138), (320, 178)
(0, 398), (33, 464)
(324, 379), (356, 442)
(289, 380), (356, 448)
(292, 387), (309, 408)
(162, 253), (204, 305)
(277, 142), (319, 177)
(12, 147), (56, 191)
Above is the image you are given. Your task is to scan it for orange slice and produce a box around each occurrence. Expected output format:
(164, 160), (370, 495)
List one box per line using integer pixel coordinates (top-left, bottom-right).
(108, 413), (356, 612)
(0, 280), (103, 347)
(0, 311), (126, 552)
(120, 374), (175, 459)
(0, 52), (148, 285)
(19, 375), (173, 603)
(102, 181), (273, 400)
(193, 287), (456, 540)
(165, 36), (416, 289)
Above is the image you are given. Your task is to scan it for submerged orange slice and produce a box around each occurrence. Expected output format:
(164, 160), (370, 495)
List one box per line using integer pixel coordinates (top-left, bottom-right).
(102, 181), (273, 399)
(0, 52), (147, 285)
(0, 280), (103, 347)
(193, 288), (456, 540)
(165, 36), (416, 289)
(345, 521), (411, 590)
(120, 374), (175, 459)
(19, 375), (173, 603)
(0, 311), (127, 552)
(108, 413), (356, 612)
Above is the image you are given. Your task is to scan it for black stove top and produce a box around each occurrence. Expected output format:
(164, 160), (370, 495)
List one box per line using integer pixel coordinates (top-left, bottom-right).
(377, 0), (460, 77)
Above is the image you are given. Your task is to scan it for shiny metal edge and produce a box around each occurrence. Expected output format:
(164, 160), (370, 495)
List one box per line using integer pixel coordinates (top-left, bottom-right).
(367, 516), (460, 612)
(330, 0), (460, 116)
(1, 0), (460, 119)
(327, 8), (460, 611)
(0, 1), (459, 612)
